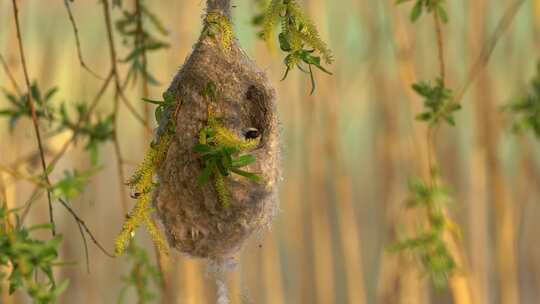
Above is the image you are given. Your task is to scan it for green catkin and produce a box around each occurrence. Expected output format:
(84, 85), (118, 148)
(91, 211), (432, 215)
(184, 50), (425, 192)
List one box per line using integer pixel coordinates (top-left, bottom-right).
(198, 111), (260, 207)
(214, 173), (230, 208)
(262, 0), (284, 40)
(262, 0), (333, 63)
(286, 1), (333, 63)
(114, 133), (172, 256)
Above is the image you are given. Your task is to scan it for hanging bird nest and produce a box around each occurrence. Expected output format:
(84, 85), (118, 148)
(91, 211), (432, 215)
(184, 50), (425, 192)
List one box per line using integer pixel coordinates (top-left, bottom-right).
(150, 1), (281, 259)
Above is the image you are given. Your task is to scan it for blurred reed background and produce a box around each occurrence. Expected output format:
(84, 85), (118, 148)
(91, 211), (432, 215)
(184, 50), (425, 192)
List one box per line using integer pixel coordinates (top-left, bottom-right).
(1, 0), (540, 303)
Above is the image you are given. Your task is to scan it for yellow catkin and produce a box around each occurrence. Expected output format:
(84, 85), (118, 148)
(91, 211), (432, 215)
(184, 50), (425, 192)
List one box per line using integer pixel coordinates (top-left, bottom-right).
(142, 213), (168, 254)
(286, 1), (333, 63)
(205, 12), (233, 52)
(262, 0), (284, 40)
(213, 125), (259, 150)
(214, 173), (230, 208)
(207, 116), (260, 150)
(198, 113), (260, 207)
(114, 133), (172, 256)
(114, 199), (150, 256)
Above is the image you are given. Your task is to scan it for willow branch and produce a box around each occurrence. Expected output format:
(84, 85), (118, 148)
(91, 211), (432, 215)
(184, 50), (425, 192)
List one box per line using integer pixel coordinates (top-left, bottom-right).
(63, 0), (103, 79)
(454, 0), (526, 105)
(101, 0), (130, 214)
(433, 12), (445, 85)
(0, 52), (22, 96)
(58, 198), (115, 258)
(75, 216), (91, 274)
(11, 0), (56, 236)
(0, 164), (49, 188)
(135, 0), (151, 128)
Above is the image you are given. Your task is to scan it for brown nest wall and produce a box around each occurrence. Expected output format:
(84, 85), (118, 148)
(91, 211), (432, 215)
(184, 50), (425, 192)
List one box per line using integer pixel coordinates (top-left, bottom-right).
(154, 9), (280, 259)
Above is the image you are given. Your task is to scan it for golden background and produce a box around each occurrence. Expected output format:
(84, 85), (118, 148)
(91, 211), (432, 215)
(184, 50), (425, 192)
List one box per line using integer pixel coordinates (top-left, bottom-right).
(1, 0), (540, 303)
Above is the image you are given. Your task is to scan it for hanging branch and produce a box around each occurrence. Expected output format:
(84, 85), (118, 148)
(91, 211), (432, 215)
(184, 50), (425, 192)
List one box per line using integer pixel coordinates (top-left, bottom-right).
(102, 1), (150, 132)
(63, 0), (104, 79)
(10, 0), (56, 236)
(454, 0), (526, 105)
(134, 0), (151, 127)
(58, 198), (115, 258)
(75, 214), (91, 274)
(433, 11), (445, 85)
(0, 52), (22, 96)
(101, 0), (131, 213)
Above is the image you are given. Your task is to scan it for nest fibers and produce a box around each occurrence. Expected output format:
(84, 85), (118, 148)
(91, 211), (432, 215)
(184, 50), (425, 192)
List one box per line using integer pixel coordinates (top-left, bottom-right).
(153, 9), (280, 259)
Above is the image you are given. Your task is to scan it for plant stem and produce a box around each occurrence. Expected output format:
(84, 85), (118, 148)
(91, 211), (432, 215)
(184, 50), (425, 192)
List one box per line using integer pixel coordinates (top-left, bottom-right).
(101, 0), (130, 214)
(134, 0), (151, 131)
(11, 0), (56, 236)
(63, 0), (103, 79)
(58, 198), (115, 257)
(433, 11), (445, 85)
(0, 53), (22, 96)
(454, 0), (526, 105)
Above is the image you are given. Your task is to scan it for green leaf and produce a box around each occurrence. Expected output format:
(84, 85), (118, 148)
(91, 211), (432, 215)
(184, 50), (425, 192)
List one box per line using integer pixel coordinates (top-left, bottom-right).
(45, 164), (56, 176)
(53, 280), (70, 297)
(193, 144), (213, 153)
(231, 154), (256, 167)
(215, 159), (229, 177)
(142, 6), (169, 35)
(44, 87), (59, 101)
(278, 33), (292, 52)
(410, 1), (423, 22)
(220, 150), (233, 170)
(197, 162), (213, 186)
(416, 112), (432, 121)
(437, 6), (449, 23)
(142, 98), (163, 105)
(27, 223), (54, 232)
(230, 168), (262, 183)
(155, 106), (163, 122)
(30, 83), (42, 104)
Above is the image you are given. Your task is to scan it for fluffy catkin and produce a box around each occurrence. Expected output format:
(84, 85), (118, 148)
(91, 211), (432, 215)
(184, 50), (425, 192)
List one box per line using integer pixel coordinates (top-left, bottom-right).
(153, 7), (280, 259)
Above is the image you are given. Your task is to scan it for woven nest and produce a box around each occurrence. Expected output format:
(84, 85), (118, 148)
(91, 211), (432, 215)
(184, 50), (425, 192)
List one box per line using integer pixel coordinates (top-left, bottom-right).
(153, 10), (280, 259)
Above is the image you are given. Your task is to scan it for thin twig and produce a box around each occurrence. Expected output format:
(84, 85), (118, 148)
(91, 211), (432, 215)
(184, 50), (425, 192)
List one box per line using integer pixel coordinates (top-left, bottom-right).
(63, 0), (104, 79)
(0, 173), (12, 227)
(135, 0), (151, 129)
(454, 0), (526, 105)
(7, 148), (52, 170)
(424, 9), (447, 186)
(0, 164), (49, 188)
(74, 217), (91, 274)
(0, 52), (22, 96)
(118, 90), (150, 129)
(433, 12), (445, 85)
(20, 189), (43, 224)
(101, 0), (130, 214)
(58, 198), (115, 258)
(11, 0), (56, 236)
